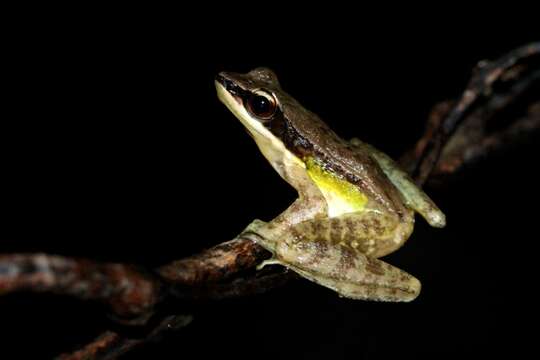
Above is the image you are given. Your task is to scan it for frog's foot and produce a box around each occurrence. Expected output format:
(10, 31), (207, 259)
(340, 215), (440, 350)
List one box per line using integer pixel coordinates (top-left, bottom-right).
(240, 219), (267, 236)
(238, 219), (267, 242)
(238, 219), (281, 255)
(276, 239), (421, 302)
(293, 260), (421, 302)
(256, 258), (283, 271)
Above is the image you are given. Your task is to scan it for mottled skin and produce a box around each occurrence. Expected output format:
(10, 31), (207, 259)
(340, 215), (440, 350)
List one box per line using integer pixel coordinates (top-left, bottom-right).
(215, 68), (445, 302)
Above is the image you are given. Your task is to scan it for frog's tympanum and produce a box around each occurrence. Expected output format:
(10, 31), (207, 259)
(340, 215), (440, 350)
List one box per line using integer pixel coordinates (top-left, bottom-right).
(215, 68), (446, 302)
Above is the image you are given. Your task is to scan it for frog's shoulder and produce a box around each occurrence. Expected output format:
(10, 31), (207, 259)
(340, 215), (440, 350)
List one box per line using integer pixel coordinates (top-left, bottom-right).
(278, 99), (408, 217)
(301, 123), (408, 217)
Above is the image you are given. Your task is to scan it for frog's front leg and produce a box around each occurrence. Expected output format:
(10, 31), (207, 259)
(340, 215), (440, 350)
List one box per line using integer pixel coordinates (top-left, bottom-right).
(349, 137), (446, 228)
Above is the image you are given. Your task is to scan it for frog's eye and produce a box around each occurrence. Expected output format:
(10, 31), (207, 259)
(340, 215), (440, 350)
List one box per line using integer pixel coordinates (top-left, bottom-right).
(246, 90), (277, 120)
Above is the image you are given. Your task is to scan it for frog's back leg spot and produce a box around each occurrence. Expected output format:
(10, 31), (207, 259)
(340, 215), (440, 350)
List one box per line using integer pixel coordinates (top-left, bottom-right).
(333, 244), (363, 278)
(365, 256), (386, 276)
(278, 238), (333, 269)
(302, 239), (332, 267)
(287, 211), (412, 258)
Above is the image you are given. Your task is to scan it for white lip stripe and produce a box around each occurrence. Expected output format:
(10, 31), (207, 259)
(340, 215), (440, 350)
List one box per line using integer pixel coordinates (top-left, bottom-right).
(215, 81), (270, 138)
(215, 81), (305, 170)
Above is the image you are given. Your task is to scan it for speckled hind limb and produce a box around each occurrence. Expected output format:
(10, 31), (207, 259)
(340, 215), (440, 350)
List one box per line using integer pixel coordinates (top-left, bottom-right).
(285, 211), (414, 259)
(274, 238), (420, 302)
(241, 214), (419, 302)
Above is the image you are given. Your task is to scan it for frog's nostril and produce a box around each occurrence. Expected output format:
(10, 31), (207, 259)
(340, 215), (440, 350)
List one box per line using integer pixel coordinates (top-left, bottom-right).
(223, 79), (235, 91)
(216, 75), (238, 94)
(215, 73), (225, 83)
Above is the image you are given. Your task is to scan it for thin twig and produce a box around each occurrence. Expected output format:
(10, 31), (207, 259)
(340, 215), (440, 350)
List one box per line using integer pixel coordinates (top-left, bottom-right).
(408, 42), (540, 185)
(54, 269), (297, 359)
(55, 315), (192, 360)
(432, 101), (540, 182)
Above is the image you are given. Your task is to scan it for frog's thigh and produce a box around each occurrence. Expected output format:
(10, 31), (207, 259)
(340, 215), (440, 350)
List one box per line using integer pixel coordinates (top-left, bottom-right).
(275, 241), (420, 302)
(289, 212), (410, 259)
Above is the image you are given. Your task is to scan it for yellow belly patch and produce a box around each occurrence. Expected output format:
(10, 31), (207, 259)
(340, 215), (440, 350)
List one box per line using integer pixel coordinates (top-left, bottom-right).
(305, 157), (368, 217)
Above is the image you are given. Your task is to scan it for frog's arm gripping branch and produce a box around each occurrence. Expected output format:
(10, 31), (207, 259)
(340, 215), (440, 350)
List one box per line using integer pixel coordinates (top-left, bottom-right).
(0, 42), (538, 360)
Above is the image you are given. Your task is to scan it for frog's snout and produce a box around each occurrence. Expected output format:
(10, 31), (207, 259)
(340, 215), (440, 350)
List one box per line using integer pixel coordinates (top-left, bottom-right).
(216, 73), (235, 91)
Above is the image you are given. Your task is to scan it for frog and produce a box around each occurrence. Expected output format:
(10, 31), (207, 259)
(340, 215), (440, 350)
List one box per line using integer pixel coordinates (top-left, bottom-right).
(215, 68), (446, 302)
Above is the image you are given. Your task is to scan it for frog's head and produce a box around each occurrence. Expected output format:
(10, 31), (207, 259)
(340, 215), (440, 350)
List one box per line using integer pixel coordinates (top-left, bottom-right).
(215, 67), (314, 179)
(215, 67), (283, 140)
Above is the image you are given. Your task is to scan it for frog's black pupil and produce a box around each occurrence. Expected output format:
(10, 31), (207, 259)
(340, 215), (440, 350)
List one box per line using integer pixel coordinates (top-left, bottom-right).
(250, 95), (272, 117)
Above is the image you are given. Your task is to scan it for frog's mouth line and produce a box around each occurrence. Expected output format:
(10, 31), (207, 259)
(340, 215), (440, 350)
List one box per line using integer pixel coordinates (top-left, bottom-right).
(215, 79), (306, 178)
(215, 80), (266, 138)
(215, 73), (248, 104)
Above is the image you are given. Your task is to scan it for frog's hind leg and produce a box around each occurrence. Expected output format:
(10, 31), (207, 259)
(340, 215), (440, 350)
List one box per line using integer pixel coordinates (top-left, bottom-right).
(274, 239), (421, 302)
(285, 212), (414, 259)
(241, 214), (420, 301)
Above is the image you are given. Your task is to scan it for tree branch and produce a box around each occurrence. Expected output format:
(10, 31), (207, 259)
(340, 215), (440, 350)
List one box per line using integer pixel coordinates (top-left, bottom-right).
(0, 254), (162, 324)
(157, 237), (271, 286)
(55, 315), (192, 360)
(403, 42), (540, 185)
(431, 101), (539, 183)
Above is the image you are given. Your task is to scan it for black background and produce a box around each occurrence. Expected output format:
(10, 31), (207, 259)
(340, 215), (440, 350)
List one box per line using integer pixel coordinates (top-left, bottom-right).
(1, 13), (538, 359)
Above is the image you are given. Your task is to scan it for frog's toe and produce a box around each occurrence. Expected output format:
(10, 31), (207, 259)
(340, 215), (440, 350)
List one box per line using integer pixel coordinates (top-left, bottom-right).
(256, 258), (283, 271)
(242, 219), (267, 233)
(239, 220), (265, 243)
(397, 276), (421, 302)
